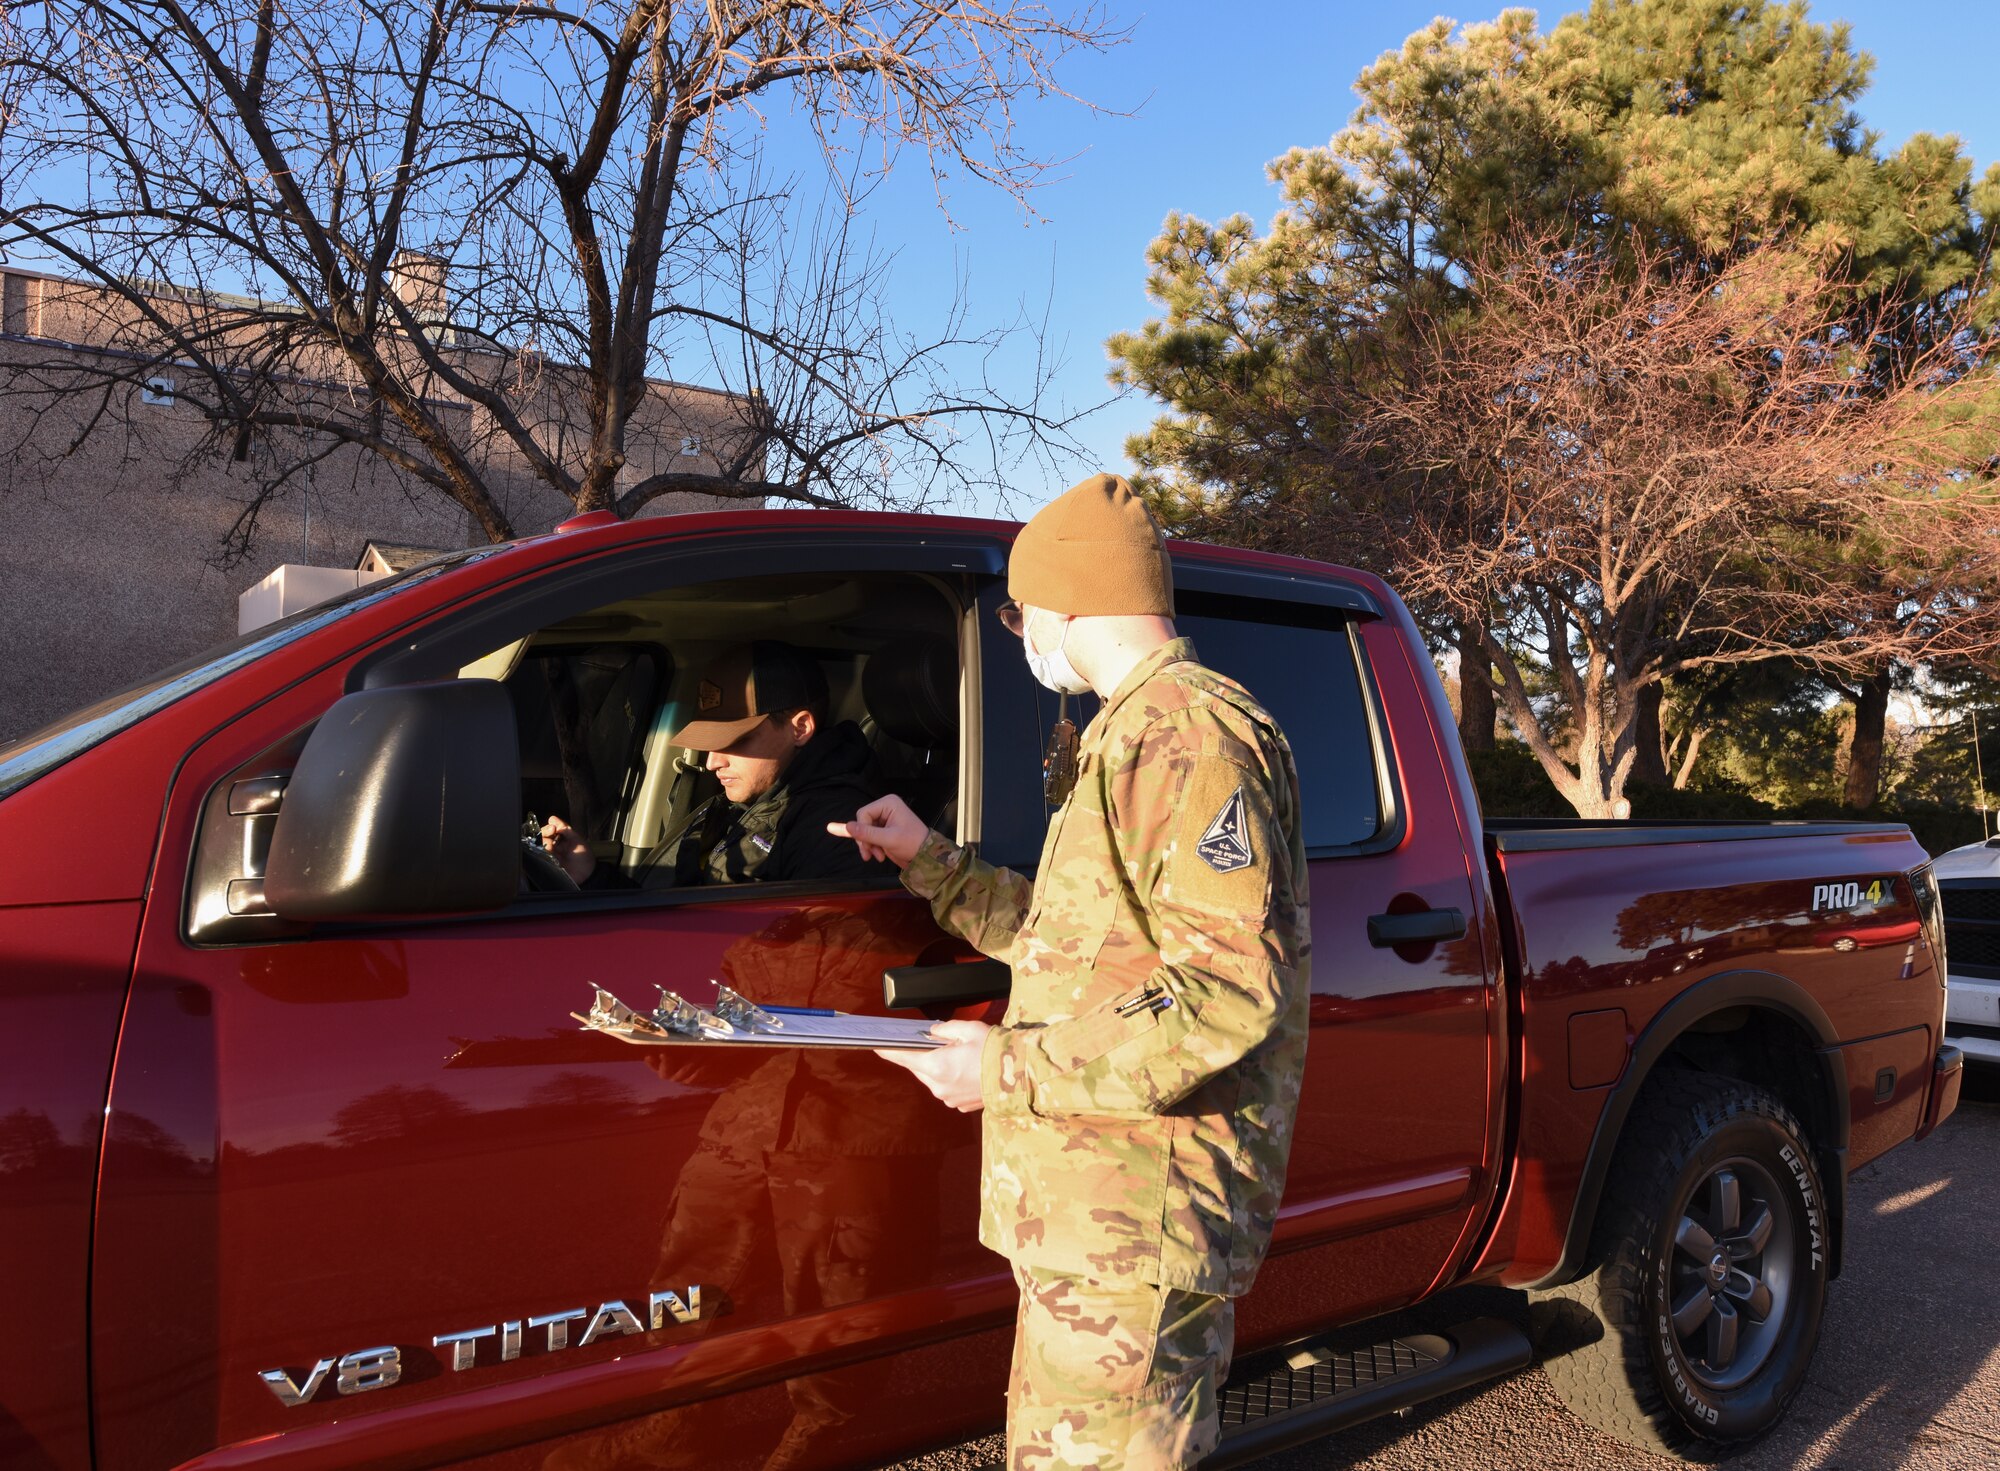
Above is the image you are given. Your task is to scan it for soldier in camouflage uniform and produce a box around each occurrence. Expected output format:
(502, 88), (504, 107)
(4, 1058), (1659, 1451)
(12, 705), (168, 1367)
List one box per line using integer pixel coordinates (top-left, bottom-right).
(832, 473), (1311, 1470)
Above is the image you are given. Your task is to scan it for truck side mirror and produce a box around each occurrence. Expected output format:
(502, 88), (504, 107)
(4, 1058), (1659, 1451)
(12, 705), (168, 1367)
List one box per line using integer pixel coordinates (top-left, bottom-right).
(264, 681), (521, 920)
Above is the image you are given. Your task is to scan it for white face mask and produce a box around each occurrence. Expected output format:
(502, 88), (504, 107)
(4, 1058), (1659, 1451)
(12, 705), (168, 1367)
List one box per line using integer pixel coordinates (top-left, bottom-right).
(1023, 607), (1093, 695)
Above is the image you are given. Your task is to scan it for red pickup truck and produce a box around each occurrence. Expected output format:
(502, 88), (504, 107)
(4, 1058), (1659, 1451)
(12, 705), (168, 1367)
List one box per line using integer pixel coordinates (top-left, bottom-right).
(0, 509), (1963, 1471)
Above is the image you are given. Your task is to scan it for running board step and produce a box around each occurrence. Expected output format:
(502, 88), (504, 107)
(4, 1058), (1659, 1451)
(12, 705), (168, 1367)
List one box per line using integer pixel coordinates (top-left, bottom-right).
(1203, 1317), (1530, 1469)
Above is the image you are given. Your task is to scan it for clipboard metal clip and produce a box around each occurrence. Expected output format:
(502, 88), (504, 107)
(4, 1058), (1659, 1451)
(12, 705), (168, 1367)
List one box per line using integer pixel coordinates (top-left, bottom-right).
(653, 987), (735, 1039)
(712, 985), (783, 1033)
(575, 985), (671, 1039)
(573, 984), (737, 1043)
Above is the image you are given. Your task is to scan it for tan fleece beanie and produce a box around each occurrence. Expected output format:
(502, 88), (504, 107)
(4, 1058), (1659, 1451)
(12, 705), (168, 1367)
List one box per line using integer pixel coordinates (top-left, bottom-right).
(1008, 472), (1174, 616)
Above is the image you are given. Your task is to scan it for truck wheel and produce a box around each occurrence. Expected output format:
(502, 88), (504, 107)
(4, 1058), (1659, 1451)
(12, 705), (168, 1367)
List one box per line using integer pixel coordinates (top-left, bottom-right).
(1533, 1072), (1829, 1459)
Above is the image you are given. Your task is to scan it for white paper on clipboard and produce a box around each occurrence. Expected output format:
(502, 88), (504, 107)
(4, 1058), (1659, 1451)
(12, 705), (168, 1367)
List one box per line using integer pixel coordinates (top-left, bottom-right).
(735, 1011), (947, 1049)
(573, 985), (946, 1051)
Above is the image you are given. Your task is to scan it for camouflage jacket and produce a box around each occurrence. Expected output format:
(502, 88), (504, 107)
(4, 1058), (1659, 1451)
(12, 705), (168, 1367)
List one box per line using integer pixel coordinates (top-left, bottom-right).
(902, 638), (1310, 1295)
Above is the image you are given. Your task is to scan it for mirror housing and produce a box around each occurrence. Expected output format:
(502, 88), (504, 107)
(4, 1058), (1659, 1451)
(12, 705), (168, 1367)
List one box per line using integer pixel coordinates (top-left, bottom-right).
(265, 681), (521, 920)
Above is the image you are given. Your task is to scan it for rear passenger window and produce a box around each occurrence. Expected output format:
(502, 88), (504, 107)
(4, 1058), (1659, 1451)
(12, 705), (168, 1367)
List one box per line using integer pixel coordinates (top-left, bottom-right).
(1177, 606), (1382, 851)
(980, 585), (1384, 862)
(977, 584), (1097, 867)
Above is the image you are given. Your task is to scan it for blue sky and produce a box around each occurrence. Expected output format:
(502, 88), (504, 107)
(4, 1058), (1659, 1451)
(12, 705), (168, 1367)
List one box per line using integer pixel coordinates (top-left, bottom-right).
(823, 0), (2000, 517)
(11, 1), (1987, 519)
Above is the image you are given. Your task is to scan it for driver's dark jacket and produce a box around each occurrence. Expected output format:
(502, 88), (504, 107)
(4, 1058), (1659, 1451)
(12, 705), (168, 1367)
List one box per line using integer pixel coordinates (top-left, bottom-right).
(604, 721), (890, 888)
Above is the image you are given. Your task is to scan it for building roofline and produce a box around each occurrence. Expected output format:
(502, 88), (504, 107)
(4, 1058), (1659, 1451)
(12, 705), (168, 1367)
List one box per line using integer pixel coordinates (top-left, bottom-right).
(0, 261), (752, 406)
(0, 328), (470, 415)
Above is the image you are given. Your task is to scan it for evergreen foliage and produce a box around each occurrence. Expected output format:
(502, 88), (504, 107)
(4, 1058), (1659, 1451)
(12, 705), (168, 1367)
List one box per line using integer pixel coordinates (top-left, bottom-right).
(1111, 0), (2000, 819)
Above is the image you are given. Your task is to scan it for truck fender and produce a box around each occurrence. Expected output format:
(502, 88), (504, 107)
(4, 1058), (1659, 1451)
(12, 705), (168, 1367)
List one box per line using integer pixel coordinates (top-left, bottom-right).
(1530, 967), (1849, 1291)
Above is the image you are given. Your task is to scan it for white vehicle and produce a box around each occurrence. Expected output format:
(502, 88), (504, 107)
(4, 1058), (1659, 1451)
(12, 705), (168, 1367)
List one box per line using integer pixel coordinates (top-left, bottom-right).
(1931, 838), (2000, 1065)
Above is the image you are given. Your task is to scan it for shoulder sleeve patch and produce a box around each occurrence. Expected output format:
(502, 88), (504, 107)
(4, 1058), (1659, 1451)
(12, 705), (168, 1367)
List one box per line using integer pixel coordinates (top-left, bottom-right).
(1165, 751), (1274, 915)
(1196, 788), (1254, 873)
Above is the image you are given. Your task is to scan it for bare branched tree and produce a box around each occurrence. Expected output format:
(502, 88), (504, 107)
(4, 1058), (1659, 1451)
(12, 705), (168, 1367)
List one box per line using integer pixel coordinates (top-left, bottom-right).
(1214, 232), (2000, 818)
(0, 0), (1113, 555)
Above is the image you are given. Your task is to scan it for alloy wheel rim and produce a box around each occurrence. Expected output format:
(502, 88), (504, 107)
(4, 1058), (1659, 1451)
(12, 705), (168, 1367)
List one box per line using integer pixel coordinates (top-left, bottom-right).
(1666, 1156), (1795, 1391)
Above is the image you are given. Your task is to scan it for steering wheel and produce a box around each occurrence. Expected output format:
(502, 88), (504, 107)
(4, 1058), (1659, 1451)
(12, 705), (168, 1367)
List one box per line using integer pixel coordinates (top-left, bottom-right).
(519, 838), (581, 894)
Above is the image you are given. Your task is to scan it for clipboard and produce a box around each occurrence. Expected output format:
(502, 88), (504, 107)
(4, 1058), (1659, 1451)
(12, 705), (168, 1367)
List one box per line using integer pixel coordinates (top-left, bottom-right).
(573, 985), (947, 1051)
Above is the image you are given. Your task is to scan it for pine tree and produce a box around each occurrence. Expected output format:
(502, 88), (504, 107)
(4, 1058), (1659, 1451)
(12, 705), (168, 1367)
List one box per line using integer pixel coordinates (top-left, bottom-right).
(1110, 0), (2000, 814)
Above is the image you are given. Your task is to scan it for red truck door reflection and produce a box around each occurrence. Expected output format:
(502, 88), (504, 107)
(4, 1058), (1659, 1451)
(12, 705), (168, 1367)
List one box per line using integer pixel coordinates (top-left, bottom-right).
(94, 680), (1001, 1471)
(1238, 617), (1498, 1345)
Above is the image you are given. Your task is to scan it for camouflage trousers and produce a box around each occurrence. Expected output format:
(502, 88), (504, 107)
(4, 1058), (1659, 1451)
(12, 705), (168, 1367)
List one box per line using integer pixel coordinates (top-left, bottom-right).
(1005, 1265), (1235, 1471)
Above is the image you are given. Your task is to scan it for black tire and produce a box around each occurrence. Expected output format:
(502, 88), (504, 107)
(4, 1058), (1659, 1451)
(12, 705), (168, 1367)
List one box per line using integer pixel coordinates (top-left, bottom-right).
(1532, 1071), (1831, 1460)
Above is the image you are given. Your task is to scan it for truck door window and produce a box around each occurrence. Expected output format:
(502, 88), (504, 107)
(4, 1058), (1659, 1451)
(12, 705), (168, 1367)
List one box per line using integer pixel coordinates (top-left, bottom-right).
(185, 558), (974, 943)
(474, 570), (961, 892)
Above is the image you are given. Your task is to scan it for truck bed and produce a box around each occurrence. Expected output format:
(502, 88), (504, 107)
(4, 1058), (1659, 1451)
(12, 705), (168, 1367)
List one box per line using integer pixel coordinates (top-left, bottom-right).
(1484, 817), (1907, 852)
(1466, 814), (1943, 1289)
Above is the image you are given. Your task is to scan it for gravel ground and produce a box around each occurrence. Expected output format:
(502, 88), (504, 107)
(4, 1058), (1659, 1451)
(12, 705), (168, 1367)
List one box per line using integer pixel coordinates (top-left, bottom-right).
(889, 1069), (2000, 1471)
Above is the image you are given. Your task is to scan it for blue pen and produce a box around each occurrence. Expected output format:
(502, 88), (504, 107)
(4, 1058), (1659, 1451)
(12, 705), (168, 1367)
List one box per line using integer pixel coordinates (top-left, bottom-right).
(761, 1004), (839, 1017)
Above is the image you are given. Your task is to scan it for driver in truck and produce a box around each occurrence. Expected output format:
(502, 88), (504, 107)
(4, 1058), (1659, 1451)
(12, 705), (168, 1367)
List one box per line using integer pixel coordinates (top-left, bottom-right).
(540, 640), (886, 888)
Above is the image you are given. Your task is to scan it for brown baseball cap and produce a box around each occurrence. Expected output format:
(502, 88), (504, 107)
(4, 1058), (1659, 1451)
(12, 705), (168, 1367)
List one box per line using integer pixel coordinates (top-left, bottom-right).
(671, 641), (830, 750)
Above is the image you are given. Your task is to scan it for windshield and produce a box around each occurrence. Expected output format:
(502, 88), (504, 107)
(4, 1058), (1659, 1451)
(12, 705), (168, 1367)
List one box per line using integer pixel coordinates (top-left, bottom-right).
(0, 547), (497, 802)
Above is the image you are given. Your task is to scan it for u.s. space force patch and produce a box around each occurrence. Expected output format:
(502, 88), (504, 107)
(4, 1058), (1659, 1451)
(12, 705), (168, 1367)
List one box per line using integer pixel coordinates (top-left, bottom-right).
(1196, 788), (1254, 873)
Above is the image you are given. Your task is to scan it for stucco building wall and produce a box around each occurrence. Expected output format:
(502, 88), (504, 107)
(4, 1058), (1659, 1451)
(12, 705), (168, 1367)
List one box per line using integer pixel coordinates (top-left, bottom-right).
(0, 268), (759, 742)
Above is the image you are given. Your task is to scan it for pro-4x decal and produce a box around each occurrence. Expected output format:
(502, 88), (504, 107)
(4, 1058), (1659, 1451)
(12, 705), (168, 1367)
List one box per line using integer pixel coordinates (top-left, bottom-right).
(1810, 878), (1894, 912)
(1196, 788), (1254, 874)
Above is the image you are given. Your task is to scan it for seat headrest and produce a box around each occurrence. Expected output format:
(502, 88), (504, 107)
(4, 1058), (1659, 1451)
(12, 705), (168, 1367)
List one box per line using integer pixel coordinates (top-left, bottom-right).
(862, 639), (958, 751)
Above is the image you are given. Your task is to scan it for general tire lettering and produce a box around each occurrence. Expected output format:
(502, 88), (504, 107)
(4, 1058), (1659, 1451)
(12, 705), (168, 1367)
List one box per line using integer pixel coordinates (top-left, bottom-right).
(1531, 1073), (1830, 1456)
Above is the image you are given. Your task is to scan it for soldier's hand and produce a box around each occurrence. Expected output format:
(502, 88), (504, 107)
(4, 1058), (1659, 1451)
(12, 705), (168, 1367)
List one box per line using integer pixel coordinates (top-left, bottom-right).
(539, 814), (597, 884)
(828, 794), (929, 868)
(875, 1018), (988, 1111)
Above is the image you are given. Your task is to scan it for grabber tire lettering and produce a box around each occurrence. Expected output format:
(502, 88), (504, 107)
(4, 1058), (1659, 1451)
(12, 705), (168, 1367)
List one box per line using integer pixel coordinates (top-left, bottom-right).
(1530, 1071), (1829, 1459)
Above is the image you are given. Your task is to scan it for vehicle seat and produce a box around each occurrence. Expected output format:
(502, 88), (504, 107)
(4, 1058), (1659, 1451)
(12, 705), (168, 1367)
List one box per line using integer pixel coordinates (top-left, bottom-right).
(861, 638), (959, 831)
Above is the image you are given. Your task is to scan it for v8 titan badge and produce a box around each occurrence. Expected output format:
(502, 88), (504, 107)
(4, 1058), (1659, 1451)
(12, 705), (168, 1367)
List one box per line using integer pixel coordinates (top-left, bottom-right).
(259, 1286), (705, 1408)
(1196, 788), (1254, 874)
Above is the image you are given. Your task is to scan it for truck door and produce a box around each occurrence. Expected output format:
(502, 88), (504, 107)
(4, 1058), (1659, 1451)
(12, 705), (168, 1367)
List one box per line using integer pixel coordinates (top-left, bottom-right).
(93, 535), (1015, 1471)
(979, 567), (1500, 1348)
